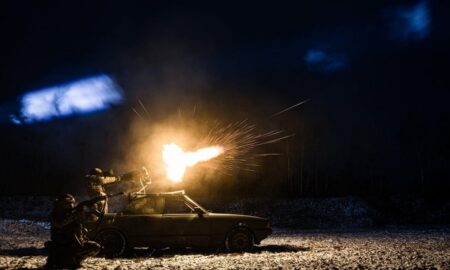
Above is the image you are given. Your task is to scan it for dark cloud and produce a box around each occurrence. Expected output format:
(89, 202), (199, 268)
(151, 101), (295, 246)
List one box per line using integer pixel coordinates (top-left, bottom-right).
(304, 49), (347, 73)
(384, 1), (431, 41)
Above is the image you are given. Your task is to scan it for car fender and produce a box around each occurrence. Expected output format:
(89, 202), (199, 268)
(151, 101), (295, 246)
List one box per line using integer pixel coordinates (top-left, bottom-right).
(223, 222), (256, 244)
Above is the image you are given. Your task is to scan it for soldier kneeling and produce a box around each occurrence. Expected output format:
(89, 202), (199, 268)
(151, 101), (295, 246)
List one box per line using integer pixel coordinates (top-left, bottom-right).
(45, 194), (101, 269)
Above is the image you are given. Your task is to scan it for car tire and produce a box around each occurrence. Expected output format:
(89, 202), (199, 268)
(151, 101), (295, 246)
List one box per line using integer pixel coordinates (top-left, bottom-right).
(95, 230), (127, 258)
(225, 227), (254, 252)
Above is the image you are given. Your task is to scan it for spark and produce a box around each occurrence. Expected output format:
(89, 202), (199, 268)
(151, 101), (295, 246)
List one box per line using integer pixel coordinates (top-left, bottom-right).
(138, 98), (150, 118)
(162, 143), (224, 182)
(131, 107), (146, 121)
(198, 120), (293, 174)
(156, 103), (302, 181)
(270, 99), (311, 118)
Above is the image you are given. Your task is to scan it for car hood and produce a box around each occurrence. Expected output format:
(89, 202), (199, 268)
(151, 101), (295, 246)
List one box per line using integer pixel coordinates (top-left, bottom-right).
(207, 212), (267, 222)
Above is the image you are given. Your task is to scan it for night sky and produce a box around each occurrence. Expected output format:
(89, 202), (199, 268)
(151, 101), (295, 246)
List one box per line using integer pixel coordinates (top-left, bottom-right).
(1, 1), (449, 196)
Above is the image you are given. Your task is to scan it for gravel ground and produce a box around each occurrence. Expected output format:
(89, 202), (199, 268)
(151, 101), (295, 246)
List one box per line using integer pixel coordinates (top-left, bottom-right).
(0, 219), (449, 269)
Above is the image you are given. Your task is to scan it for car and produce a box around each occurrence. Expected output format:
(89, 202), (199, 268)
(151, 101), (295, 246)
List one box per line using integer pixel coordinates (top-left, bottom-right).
(87, 190), (272, 257)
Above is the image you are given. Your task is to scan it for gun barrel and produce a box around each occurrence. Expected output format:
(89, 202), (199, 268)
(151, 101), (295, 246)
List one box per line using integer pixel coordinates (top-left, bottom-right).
(108, 192), (125, 198)
(76, 192), (124, 210)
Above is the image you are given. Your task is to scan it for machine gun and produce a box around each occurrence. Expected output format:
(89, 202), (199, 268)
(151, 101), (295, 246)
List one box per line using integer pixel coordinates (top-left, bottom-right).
(120, 166), (152, 195)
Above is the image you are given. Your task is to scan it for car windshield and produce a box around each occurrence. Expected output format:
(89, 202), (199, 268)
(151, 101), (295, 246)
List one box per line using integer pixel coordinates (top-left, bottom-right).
(164, 197), (195, 214)
(121, 193), (208, 215)
(184, 195), (208, 213)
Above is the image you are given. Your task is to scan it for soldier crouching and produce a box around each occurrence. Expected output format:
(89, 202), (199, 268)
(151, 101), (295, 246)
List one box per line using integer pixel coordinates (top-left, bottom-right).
(45, 194), (101, 269)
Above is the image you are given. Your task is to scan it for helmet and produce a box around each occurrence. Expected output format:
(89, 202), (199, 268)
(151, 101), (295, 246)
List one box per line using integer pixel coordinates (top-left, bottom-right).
(89, 168), (103, 176)
(55, 194), (76, 208)
(103, 169), (115, 177)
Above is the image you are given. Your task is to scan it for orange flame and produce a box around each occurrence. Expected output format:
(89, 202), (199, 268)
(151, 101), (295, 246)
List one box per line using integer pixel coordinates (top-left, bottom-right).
(162, 143), (224, 182)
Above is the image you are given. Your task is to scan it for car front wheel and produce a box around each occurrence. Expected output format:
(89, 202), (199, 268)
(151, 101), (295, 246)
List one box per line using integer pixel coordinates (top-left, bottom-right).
(95, 230), (127, 258)
(225, 227), (254, 252)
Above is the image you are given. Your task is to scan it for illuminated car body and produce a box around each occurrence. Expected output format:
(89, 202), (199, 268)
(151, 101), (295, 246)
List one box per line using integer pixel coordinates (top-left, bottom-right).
(88, 191), (271, 256)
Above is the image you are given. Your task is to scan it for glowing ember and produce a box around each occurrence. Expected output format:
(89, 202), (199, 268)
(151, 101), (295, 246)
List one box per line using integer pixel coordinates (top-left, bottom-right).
(162, 143), (224, 182)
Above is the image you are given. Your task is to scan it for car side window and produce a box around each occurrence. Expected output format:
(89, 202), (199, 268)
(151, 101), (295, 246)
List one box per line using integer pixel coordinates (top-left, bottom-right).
(123, 197), (164, 215)
(164, 198), (193, 214)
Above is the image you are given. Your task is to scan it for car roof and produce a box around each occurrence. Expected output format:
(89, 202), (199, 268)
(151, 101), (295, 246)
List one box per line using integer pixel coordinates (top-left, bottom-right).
(130, 190), (186, 200)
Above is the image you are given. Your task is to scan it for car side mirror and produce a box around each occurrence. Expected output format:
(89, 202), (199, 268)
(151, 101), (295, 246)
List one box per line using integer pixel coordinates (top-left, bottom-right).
(193, 207), (204, 216)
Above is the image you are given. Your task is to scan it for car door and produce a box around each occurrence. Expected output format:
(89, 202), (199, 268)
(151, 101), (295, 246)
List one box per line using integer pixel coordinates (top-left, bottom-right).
(118, 214), (162, 247)
(161, 197), (210, 247)
(118, 197), (164, 247)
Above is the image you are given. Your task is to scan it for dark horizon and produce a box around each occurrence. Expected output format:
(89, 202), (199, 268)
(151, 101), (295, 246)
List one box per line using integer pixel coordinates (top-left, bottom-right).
(1, 1), (449, 197)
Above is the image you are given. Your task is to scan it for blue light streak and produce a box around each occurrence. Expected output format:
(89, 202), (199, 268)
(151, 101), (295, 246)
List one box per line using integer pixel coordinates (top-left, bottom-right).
(11, 75), (123, 124)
